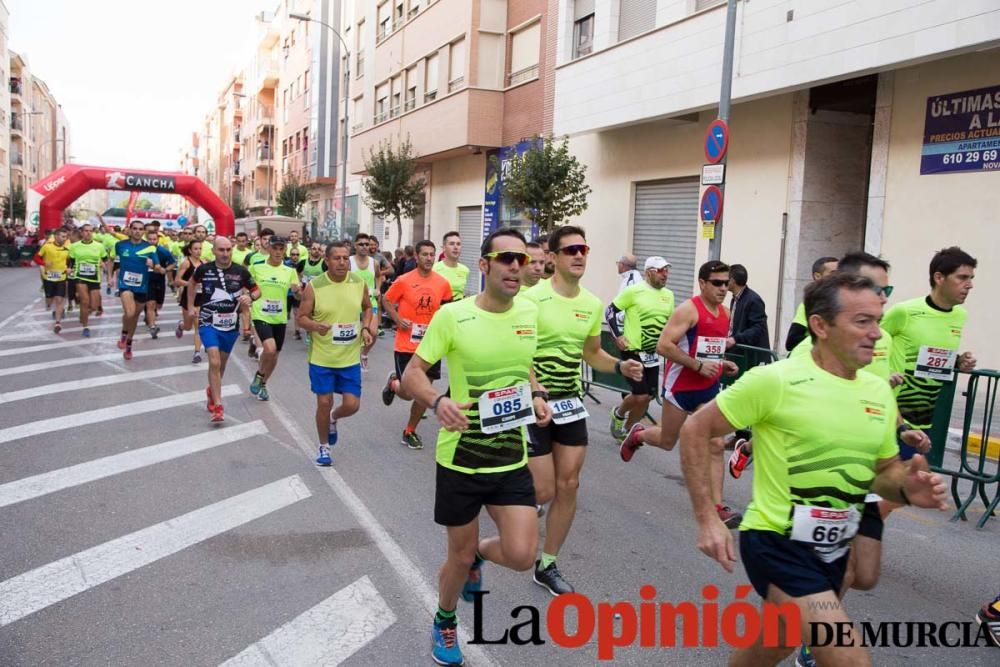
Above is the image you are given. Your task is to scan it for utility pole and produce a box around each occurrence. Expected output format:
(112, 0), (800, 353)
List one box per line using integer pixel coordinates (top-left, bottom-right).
(707, 0), (738, 261)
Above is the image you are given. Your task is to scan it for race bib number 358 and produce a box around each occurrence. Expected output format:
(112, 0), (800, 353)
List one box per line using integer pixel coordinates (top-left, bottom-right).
(479, 383), (535, 434)
(695, 336), (726, 361)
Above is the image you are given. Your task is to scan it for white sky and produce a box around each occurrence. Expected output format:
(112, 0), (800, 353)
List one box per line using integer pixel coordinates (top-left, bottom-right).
(8, 0), (274, 171)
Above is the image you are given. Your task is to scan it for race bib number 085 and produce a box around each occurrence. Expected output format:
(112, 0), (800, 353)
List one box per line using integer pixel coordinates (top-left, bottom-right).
(479, 383), (535, 434)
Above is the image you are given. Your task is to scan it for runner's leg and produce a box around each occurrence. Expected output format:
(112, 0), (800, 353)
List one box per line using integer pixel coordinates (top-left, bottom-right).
(543, 444), (586, 558)
(76, 283), (90, 328)
(206, 347), (224, 406)
(314, 393), (334, 444)
(527, 454), (555, 506)
(480, 504), (538, 571)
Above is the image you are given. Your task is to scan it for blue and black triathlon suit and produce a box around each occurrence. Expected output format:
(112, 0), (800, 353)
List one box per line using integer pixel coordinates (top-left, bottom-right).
(193, 261), (256, 355)
(115, 239), (160, 303)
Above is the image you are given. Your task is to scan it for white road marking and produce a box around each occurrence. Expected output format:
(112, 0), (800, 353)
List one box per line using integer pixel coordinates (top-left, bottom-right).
(0, 364), (206, 404)
(0, 346), (191, 377)
(220, 576), (396, 667)
(0, 321), (174, 340)
(231, 357), (499, 667)
(0, 475), (312, 627)
(0, 297), (42, 329)
(0, 385), (240, 445)
(0, 338), (113, 357)
(0, 421), (268, 508)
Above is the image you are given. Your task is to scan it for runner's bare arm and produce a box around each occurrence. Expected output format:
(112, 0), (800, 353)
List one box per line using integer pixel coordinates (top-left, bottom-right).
(680, 400), (740, 572)
(360, 285), (375, 346)
(402, 355), (471, 432)
(871, 455), (948, 510)
(582, 335), (643, 381)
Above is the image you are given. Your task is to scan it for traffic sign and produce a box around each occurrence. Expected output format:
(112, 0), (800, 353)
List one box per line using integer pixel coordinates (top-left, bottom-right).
(704, 119), (729, 164)
(702, 164), (725, 185)
(264, 207), (273, 216)
(700, 185), (723, 223)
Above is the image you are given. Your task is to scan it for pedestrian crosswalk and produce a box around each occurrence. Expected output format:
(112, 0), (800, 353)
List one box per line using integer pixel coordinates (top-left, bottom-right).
(0, 298), (399, 665)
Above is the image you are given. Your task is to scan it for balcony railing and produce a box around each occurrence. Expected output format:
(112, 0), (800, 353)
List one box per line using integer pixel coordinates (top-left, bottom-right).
(389, 105), (401, 118)
(9, 79), (22, 96)
(254, 189), (270, 202)
(448, 77), (464, 93)
(257, 147), (273, 161)
(232, 161), (241, 177)
(11, 116), (23, 132)
(11, 154), (24, 166)
(373, 110), (388, 124)
(508, 64), (539, 87)
(404, 97), (416, 112)
(424, 90), (437, 103)
(351, 122), (364, 133)
(356, 53), (365, 77)
(408, 6), (419, 19)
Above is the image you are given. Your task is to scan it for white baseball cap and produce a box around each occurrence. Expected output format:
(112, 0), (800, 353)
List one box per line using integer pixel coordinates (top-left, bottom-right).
(644, 256), (671, 270)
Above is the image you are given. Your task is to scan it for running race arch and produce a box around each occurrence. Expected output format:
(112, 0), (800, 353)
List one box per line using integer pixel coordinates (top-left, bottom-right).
(29, 164), (233, 235)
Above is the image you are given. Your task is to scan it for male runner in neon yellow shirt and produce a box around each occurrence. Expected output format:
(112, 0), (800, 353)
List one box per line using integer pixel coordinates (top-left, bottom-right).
(433, 230), (470, 300)
(248, 236), (301, 401)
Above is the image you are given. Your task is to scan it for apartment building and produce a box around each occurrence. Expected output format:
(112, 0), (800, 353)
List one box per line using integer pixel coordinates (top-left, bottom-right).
(188, 0), (344, 234)
(0, 1), (9, 207)
(346, 0), (556, 289)
(551, 0), (1000, 367)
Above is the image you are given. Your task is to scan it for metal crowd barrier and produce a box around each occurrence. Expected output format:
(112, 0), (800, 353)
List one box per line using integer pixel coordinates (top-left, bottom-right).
(0, 244), (39, 266)
(927, 368), (999, 529)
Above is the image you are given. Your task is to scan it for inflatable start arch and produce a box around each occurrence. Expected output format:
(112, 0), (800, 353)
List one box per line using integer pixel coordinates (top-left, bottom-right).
(30, 164), (233, 236)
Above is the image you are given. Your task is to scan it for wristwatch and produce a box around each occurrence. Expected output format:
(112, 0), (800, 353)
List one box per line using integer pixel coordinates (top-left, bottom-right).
(531, 390), (550, 401)
(896, 423), (912, 437)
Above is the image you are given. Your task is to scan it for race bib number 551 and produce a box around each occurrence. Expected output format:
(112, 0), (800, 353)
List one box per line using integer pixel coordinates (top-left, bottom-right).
(479, 383), (535, 434)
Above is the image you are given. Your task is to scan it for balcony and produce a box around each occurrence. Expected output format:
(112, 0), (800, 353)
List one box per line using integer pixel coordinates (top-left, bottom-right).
(256, 111), (275, 133)
(507, 64), (539, 88)
(255, 55), (279, 93)
(9, 78), (22, 98)
(350, 87), (502, 174)
(448, 77), (464, 93)
(11, 154), (24, 168)
(232, 161), (241, 179)
(11, 116), (23, 135)
(256, 147), (274, 164)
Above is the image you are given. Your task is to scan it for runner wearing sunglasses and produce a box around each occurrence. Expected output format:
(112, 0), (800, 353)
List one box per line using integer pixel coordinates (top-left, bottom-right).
(521, 226), (644, 595)
(620, 260), (743, 528)
(605, 256), (675, 440)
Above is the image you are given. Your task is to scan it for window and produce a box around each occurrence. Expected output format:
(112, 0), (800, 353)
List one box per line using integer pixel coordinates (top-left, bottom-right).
(408, 0), (420, 19)
(304, 69), (309, 92)
(390, 76), (401, 116)
(425, 53), (439, 101)
(394, 2), (404, 27)
(377, 2), (391, 40)
(448, 38), (465, 91)
(405, 86), (416, 111)
(352, 96), (364, 132)
(509, 21), (540, 85)
(573, 1), (595, 59)
(375, 82), (389, 122)
(696, 0), (726, 10)
(618, 0), (656, 42)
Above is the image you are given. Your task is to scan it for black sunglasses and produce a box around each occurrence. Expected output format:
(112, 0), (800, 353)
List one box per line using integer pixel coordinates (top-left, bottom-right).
(706, 278), (728, 287)
(556, 244), (590, 256)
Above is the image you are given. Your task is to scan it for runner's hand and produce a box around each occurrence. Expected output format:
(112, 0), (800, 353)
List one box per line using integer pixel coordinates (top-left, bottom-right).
(533, 397), (552, 427)
(889, 373), (905, 388)
(314, 322), (331, 336)
(399, 318), (413, 330)
(361, 328), (374, 347)
(236, 294), (251, 307)
(699, 360), (722, 377)
(435, 398), (471, 432)
(902, 454), (949, 510)
(722, 360), (739, 376)
(620, 359), (643, 382)
(697, 518), (737, 573)
(145, 258), (154, 269)
(614, 335), (629, 351)
(900, 428), (931, 454)
(958, 351), (977, 372)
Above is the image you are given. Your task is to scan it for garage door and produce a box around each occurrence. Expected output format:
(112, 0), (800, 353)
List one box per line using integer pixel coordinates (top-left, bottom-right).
(632, 178), (699, 301)
(458, 206), (482, 296)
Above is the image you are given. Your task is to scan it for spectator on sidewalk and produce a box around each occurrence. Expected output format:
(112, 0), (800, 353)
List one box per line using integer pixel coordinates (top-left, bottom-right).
(726, 264), (771, 367)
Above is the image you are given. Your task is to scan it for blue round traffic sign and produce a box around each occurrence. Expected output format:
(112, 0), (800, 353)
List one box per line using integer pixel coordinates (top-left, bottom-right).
(700, 185), (724, 223)
(704, 119), (729, 164)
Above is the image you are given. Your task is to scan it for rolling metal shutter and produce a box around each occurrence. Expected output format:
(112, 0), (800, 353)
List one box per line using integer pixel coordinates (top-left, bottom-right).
(618, 0), (656, 42)
(458, 206), (482, 295)
(632, 178), (699, 301)
(373, 215), (385, 246)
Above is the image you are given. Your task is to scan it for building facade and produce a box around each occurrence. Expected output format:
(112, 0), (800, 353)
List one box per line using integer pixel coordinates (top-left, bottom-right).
(550, 0), (1000, 367)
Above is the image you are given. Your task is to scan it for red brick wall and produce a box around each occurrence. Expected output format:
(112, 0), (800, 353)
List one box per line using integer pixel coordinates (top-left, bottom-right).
(501, 0), (550, 146)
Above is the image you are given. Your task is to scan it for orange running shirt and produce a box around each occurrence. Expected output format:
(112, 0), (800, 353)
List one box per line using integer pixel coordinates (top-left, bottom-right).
(384, 269), (453, 353)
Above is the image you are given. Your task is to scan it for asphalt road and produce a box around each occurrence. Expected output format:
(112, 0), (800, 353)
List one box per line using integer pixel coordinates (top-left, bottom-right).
(0, 266), (996, 666)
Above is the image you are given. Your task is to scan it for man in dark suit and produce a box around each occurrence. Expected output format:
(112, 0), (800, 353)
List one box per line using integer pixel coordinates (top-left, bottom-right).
(725, 264), (771, 367)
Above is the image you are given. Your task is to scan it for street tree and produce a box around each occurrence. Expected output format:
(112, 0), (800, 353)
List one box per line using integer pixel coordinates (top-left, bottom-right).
(498, 135), (591, 233)
(230, 192), (249, 219)
(2, 185), (26, 222)
(362, 136), (426, 249)
(277, 173), (309, 217)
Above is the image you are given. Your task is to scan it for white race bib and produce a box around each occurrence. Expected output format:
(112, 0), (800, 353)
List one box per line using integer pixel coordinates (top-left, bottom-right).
(46, 270), (63, 281)
(78, 263), (97, 277)
(548, 396), (589, 425)
(410, 323), (428, 343)
(331, 323), (357, 344)
(212, 311), (237, 330)
(638, 351), (659, 368)
(914, 346), (956, 381)
(261, 299), (283, 315)
(695, 336), (727, 361)
(123, 271), (143, 287)
(789, 504), (860, 563)
(479, 383), (535, 434)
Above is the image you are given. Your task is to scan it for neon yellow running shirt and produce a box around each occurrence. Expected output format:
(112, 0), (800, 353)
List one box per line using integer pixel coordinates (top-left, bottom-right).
(416, 297), (538, 474)
(250, 262), (298, 324)
(433, 260), (470, 300)
(611, 282), (674, 352)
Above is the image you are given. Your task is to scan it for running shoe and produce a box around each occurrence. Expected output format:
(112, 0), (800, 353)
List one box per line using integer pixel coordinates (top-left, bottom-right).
(382, 372), (398, 406)
(150, 325), (160, 340)
(175, 321), (184, 338)
(609, 407), (627, 440)
(105, 285), (111, 295)
(123, 346), (133, 361)
(66, 304), (73, 313)
(81, 328), (90, 338)
(117, 334), (126, 350)
(533, 560), (575, 596)
(977, 593), (1000, 648)
(431, 618), (463, 666)
(96, 308), (103, 317)
(294, 330), (302, 340)
(257, 385), (270, 401)
(241, 332), (251, 343)
(250, 373), (264, 396)
(328, 416), (338, 446)
(402, 431), (424, 450)
(316, 445), (332, 466)
(461, 559), (483, 603)
(728, 438), (753, 479)
(211, 405), (225, 422)
(206, 386), (215, 411)
(192, 351), (202, 364)
(360, 353), (369, 371)
(795, 645), (817, 667)
(619, 423), (645, 462)
(248, 342), (257, 359)
(716, 504), (743, 529)
(53, 323), (62, 334)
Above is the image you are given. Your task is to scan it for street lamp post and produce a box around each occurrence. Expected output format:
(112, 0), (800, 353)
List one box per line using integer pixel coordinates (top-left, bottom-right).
(289, 11), (350, 239)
